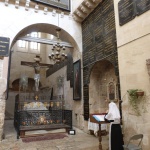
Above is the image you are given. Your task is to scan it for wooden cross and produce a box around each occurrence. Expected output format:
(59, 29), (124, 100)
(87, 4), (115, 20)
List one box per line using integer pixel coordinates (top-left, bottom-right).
(21, 55), (53, 91)
(21, 55), (53, 72)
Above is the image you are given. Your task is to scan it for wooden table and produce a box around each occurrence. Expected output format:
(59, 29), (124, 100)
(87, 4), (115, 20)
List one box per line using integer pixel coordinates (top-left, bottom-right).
(89, 113), (109, 150)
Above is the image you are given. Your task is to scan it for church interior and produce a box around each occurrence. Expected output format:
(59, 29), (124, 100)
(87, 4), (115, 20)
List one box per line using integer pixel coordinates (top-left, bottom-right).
(0, 0), (150, 149)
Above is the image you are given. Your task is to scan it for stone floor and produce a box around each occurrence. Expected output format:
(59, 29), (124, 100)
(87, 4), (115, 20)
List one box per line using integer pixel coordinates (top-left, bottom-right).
(0, 120), (109, 150)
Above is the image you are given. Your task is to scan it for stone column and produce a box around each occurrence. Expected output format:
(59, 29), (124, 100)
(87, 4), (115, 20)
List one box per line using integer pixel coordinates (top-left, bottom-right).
(0, 79), (7, 141)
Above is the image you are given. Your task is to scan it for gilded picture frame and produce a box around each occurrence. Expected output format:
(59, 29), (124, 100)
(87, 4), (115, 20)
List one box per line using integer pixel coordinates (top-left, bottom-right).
(73, 60), (81, 100)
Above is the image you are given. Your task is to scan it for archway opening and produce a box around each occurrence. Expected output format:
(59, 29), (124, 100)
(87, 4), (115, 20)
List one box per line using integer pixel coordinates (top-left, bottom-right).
(4, 23), (79, 138)
(89, 60), (119, 114)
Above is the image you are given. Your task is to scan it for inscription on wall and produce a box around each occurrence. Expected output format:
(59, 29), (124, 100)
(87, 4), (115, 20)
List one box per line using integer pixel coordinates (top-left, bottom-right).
(136, 0), (150, 15)
(118, 0), (150, 26)
(82, 0), (117, 72)
(118, 0), (136, 26)
(0, 37), (10, 56)
(83, 85), (89, 120)
(82, 0), (118, 120)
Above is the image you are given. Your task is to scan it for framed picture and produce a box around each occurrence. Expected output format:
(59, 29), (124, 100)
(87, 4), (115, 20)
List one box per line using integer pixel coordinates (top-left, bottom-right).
(31, 0), (71, 12)
(73, 60), (81, 100)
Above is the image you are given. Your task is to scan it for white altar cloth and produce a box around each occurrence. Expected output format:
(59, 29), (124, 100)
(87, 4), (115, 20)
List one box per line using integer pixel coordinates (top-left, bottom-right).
(88, 117), (107, 135)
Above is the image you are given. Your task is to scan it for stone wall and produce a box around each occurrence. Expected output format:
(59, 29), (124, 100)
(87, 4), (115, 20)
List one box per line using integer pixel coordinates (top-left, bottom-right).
(89, 61), (118, 114)
(0, 79), (7, 140)
(114, 0), (150, 149)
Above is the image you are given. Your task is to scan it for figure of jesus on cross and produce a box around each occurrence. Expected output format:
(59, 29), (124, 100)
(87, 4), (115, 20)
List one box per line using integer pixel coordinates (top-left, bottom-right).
(21, 55), (52, 92)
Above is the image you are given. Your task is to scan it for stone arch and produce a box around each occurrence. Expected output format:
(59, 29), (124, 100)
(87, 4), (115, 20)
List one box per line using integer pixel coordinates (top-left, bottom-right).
(11, 78), (42, 92)
(7, 22), (81, 92)
(0, 4), (82, 52)
(89, 59), (118, 114)
(10, 23), (80, 51)
(86, 59), (117, 85)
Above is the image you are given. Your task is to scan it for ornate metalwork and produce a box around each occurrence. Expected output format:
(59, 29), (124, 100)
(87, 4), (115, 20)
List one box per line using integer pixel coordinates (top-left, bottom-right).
(14, 94), (72, 138)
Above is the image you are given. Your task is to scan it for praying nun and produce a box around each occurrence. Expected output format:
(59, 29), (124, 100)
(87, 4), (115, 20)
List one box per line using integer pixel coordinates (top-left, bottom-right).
(105, 102), (124, 150)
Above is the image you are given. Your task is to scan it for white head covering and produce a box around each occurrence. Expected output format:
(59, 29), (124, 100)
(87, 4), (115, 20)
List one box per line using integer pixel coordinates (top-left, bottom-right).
(105, 102), (120, 121)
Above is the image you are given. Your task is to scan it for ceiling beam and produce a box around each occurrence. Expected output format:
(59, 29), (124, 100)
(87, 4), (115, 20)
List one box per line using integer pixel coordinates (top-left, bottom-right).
(17, 36), (73, 48)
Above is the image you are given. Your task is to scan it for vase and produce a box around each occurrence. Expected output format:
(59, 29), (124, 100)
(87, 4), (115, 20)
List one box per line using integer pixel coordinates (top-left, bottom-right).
(136, 91), (144, 97)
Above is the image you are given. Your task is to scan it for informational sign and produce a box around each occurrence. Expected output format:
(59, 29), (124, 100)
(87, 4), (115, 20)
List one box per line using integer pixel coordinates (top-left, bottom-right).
(0, 37), (10, 56)
(118, 0), (136, 26)
(136, 0), (150, 16)
(82, 0), (116, 68)
(118, 0), (150, 25)
(31, 0), (70, 12)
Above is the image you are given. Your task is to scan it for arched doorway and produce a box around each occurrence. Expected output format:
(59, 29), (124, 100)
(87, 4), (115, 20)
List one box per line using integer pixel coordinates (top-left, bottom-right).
(89, 60), (119, 114)
(4, 23), (80, 139)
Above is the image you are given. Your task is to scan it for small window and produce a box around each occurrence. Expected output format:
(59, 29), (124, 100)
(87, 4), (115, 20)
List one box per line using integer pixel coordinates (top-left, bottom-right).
(18, 40), (26, 48)
(30, 32), (38, 50)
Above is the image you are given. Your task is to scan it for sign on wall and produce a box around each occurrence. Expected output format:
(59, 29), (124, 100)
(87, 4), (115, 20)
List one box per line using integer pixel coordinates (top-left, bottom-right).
(82, 0), (118, 120)
(31, 0), (71, 12)
(0, 37), (10, 56)
(118, 0), (150, 26)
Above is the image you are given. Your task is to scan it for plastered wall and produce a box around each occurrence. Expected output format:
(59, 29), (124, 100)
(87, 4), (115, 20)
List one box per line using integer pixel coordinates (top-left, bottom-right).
(114, 0), (150, 149)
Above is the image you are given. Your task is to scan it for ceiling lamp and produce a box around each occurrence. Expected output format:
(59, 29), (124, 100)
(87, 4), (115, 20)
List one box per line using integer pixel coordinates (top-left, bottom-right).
(48, 0), (67, 64)
(48, 28), (67, 64)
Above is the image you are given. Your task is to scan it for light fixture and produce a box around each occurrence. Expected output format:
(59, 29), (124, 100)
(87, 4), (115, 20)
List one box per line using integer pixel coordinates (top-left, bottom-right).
(68, 129), (76, 135)
(48, 0), (67, 64)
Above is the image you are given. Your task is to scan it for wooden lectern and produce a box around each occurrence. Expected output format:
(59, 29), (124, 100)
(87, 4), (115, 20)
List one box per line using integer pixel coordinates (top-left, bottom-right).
(89, 113), (109, 150)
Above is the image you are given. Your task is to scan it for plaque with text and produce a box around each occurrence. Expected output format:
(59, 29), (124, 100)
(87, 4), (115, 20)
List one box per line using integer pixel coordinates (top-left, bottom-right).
(82, 0), (118, 120)
(136, 0), (150, 16)
(101, 0), (113, 16)
(118, 0), (136, 26)
(103, 11), (115, 35)
(83, 51), (89, 66)
(88, 48), (96, 63)
(0, 37), (10, 56)
(84, 103), (89, 120)
(95, 43), (104, 61)
(83, 85), (89, 120)
(31, 0), (70, 11)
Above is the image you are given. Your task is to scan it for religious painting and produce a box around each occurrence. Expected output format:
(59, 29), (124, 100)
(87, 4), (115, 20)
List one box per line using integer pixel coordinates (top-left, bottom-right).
(108, 82), (115, 100)
(73, 60), (81, 100)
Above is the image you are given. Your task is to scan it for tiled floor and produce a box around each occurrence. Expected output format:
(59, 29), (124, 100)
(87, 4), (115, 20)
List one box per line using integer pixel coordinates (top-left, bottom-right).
(0, 120), (109, 150)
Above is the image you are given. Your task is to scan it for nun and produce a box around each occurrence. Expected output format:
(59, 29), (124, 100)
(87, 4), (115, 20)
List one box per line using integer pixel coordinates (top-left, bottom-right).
(105, 102), (124, 150)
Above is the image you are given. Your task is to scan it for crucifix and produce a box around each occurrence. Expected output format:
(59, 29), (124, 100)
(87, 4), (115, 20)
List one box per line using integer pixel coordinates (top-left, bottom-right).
(21, 55), (53, 92)
(35, 95), (38, 100)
